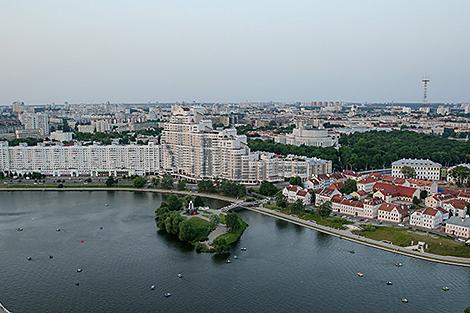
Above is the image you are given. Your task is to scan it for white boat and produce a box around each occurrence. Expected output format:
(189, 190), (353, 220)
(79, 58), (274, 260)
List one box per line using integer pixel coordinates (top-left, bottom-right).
(164, 292), (172, 297)
(177, 273), (183, 278)
(386, 281), (393, 285)
(151, 285), (155, 290)
(77, 268), (83, 273)
(401, 298), (408, 303)
(226, 259), (231, 264)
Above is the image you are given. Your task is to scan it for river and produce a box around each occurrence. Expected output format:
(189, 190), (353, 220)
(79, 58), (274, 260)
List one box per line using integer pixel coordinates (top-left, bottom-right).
(0, 191), (469, 313)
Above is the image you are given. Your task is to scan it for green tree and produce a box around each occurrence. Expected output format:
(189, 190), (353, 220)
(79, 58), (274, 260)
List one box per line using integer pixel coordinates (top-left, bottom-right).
(318, 201), (332, 218)
(259, 181), (278, 196)
(160, 174), (174, 189)
(193, 196), (205, 208)
(178, 220), (194, 242)
(340, 179), (357, 194)
(420, 190), (428, 200)
(105, 176), (117, 187)
(151, 177), (160, 188)
(177, 180), (187, 191)
(412, 196), (421, 206)
(464, 306), (470, 313)
(289, 200), (305, 214)
(133, 176), (146, 188)
(449, 166), (470, 186)
(166, 195), (184, 211)
(289, 176), (302, 186)
(209, 214), (220, 228)
(401, 166), (416, 179)
(198, 180), (216, 193)
(225, 213), (243, 232)
(275, 192), (288, 208)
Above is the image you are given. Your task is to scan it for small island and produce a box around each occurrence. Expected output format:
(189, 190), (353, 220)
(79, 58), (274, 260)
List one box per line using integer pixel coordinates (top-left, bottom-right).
(155, 194), (248, 254)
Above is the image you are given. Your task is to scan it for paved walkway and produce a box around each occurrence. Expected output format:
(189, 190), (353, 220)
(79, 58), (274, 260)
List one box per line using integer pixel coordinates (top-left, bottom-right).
(0, 303), (11, 313)
(206, 224), (229, 244)
(247, 206), (470, 268)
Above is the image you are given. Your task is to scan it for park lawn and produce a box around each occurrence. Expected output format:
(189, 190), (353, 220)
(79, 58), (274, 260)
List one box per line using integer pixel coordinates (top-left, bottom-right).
(213, 218), (248, 246)
(355, 226), (470, 258)
(186, 217), (212, 242)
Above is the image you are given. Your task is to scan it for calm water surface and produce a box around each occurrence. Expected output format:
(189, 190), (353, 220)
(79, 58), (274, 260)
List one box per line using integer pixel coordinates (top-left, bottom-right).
(0, 191), (469, 313)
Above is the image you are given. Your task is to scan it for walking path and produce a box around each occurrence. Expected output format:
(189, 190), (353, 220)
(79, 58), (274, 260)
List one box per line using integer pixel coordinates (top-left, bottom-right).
(0, 303), (11, 313)
(1, 187), (470, 267)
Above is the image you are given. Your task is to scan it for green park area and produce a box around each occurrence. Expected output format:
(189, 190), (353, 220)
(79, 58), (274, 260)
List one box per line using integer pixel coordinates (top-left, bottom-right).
(354, 225), (470, 258)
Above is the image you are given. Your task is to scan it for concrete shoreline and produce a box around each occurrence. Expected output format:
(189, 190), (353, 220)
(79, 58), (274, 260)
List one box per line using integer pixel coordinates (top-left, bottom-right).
(0, 303), (11, 313)
(1, 187), (470, 268)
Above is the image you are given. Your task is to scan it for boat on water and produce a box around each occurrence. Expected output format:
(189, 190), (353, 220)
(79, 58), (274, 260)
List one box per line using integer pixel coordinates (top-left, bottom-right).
(234, 255), (238, 259)
(164, 292), (172, 298)
(77, 268), (83, 273)
(177, 273), (183, 278)
(16, 227), (23, 232)
(356, 272), (364, 277)
(401, 298), (408, 303)
(386, 281), (393, 286)
(150, 285), (155, 290)
(226, 259), (231, 264)
(349, 250), (355, 254)
(241, 247), (247, 251)
(442, 286), (449, 291)
(395, 262), (403, 267)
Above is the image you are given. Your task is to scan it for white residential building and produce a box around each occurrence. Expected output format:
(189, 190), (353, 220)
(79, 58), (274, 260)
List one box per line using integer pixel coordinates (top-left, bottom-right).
(410, 207), (443, 229)
(19, 112), (50, 136)
(377, 203), (409, 223)
(0, 141), (160, 177)
(445, 217), (470, 239)
(161, 106), (331, 184)
(282, 185), (312, 205)
(50, 131), (73, 142)
(391, 158), (442, 181)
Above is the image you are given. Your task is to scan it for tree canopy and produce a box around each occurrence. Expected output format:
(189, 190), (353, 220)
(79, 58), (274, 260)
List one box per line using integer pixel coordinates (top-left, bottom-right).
(259, 181), (279, 196)
(248, 130), (470, 171)
(133, 176), (146, 188)
(401, 166), (416, 179)
(340, 179), (357, 194)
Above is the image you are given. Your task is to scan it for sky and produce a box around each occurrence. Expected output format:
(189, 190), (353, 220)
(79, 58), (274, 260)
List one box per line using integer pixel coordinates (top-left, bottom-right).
(0, 0), (469, 104)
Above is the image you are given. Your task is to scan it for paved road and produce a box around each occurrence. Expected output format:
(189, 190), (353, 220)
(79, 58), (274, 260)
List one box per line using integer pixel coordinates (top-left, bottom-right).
(206, 224), (229, 244)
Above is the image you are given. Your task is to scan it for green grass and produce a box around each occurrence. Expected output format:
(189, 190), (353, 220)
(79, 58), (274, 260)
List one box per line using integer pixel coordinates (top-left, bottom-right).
(186, 217), (212, 241)
(355, 226), (470, 258)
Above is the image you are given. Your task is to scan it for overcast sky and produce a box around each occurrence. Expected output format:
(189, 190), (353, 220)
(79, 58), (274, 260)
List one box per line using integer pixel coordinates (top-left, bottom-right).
(1, 0), (469, 104)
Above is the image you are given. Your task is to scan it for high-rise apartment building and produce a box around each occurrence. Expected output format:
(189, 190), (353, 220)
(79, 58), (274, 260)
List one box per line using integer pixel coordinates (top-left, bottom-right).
(19, 112), (50, 136)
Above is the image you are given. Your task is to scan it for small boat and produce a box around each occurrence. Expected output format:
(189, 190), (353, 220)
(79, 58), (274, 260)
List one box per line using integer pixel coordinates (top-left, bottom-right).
(56, 228), (61, 232)
(105, 203), (110, 207)
(75, 282), (80, 286)
(395, 262), (403, 267)
(177, 273), (183, 278)
(150, 285), (155, 290)
(49, 255), (54, 259)
(234, 255), (238, 259)
(401, 298), (408, 303)
(386, 281), (393, 286)
(99, 226), (104, 230)
(349, 250), (355, 254)
(241, 247), (247, 251)
(226, 259), (231, 264)
(27, 256), (32, 261)
(77, 268), (83, 273)
(356, 272), (364, 277)
(442, 286), (449, 291)
(164, 292), (172, 298)
(16, 227), (24, 232)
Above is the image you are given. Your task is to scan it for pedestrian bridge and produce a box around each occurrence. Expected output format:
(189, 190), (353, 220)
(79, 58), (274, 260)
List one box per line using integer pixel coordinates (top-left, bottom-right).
(219, 200), (264, 213)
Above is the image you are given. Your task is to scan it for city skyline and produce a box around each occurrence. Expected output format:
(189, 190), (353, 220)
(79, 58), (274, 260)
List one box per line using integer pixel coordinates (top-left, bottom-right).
(1, 0), (470, 104)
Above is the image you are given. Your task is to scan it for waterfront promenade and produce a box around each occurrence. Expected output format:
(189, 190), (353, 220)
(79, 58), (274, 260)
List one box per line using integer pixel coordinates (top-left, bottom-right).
(1, 187), (470, 267)
(0, 303), (11, 313)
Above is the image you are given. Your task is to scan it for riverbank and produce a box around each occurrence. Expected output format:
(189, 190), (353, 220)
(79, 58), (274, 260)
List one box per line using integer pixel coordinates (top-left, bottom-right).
(1, 187), (470, 267)
(0, 303), (11, 313)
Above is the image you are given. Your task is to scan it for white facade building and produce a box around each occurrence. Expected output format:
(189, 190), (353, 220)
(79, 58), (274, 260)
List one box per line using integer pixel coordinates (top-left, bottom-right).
(410, 207), (443, 229)
(274, 123), (338, 148)
(19, 112), (50, 136)
(50, 131), (73, 142)
(391, 158), (442, 181)
(0, 141), (160, 177)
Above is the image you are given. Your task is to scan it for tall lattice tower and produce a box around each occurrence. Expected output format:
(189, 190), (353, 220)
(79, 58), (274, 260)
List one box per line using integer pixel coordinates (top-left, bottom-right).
(422, 77), (430, 105)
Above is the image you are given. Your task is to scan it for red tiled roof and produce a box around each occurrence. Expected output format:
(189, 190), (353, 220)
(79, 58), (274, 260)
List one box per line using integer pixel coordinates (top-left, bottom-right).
(445, 199), (468, 209)
(296, 190), (309, 197)
(373, 182), (417, 198)
(378, 203), (409, 216)
(422, 207), (439, 217)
